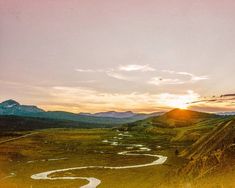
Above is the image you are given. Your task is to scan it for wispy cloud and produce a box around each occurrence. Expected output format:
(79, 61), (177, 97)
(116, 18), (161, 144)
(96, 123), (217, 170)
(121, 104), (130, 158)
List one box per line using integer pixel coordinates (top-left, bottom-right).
(148, 70), (209, 86)
(119, 64), (155, 72)
(177, 72), (209, 82)
(75, 67), (209, 86)
(220, 93), (235, 97)
(105, 71), (133, 81)
(75, 69), (104, 73)
(162, 70), (209, 83)
(76, 64), (155, 74)
(190, 94), (235, 105)
(76, 65), (151, 81)
(187, 94), (235, 112)
(148, 77), (184, 85)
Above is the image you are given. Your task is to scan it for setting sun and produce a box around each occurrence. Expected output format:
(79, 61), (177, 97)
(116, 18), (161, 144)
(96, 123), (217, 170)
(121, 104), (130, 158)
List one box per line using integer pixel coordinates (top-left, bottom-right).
(158, 90), (199, 110)
(167, 100), (189, 109)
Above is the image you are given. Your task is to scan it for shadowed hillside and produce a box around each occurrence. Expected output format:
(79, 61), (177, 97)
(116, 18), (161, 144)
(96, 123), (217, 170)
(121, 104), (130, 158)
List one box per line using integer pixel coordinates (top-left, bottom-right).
(0, 115), (118, 131)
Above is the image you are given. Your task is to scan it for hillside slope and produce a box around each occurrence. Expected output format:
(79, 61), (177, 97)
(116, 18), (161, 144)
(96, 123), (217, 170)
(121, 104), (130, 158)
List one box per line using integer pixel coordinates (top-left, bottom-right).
(181, 120), (235, 159)
(122, 109), (219, 130)
(121, 109), (222, 132)
(176, 119), (235, 180)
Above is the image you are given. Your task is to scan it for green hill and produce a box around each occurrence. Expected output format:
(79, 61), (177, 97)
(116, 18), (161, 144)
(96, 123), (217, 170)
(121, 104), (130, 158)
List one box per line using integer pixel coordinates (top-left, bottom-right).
(151, 109), (218, 128)
(122, 109), (220, 129)
(119, 109), (229, 143)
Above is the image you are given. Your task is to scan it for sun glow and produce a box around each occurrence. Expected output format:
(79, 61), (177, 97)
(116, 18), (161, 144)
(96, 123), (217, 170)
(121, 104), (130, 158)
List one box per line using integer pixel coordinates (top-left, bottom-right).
(158, 90), (199, 110)
(166, 100), (189, 109)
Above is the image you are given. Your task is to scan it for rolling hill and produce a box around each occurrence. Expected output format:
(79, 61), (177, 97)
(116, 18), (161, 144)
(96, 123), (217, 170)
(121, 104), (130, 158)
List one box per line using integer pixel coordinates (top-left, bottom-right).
(121, 108), (220, 129)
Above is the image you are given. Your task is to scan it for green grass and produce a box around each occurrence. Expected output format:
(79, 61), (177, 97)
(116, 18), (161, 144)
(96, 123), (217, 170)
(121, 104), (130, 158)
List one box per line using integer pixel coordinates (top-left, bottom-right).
(0, 128), (186, 188)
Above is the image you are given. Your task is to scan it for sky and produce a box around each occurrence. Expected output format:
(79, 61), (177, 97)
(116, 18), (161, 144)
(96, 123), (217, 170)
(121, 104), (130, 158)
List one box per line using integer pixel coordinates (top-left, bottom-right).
(1, 0), (235, 113)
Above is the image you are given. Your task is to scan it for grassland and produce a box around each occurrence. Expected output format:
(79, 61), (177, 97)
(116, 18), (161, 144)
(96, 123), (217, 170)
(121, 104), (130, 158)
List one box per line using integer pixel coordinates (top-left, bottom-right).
(0, 109), (234, 188)
(0, 128), (187, 188)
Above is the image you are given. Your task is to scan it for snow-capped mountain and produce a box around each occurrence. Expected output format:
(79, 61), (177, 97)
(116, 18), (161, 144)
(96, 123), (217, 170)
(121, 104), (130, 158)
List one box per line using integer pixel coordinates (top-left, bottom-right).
(0, 99), (44, 115)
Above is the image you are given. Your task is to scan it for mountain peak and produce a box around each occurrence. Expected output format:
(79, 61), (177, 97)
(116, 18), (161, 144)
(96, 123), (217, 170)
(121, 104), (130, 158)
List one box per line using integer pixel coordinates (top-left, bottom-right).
(0, 99), (20, 108)
(0, 99), (44, 115)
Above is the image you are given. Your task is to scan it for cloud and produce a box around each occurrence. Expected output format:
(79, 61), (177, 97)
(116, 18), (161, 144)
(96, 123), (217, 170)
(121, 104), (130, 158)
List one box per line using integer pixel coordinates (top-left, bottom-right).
(119, 64), (155, 72)
(190, 94), (235, 105)
(75, 67), (134, 81)
(39, 86), (200, 113)
(76, 65), (148, 81)
(75, 69), (104, 73)
(75, 68), (209, 86)
(105, 71), (133, 81)
(156, 70), (209, 85)
(220, 93), (235, 97)
(188, 94), (235, 112)
(176, 72), (209, 82)
(148, 77), (184, 85)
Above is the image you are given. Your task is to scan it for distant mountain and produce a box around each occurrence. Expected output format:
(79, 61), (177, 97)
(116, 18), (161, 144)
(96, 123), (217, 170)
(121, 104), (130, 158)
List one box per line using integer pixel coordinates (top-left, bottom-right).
(79, 111), (164, 119)
(0, 99), (44, 116)
(216, 112), (235, 116)
(80, 111), (137, 118)
(0, 99), (163, 126)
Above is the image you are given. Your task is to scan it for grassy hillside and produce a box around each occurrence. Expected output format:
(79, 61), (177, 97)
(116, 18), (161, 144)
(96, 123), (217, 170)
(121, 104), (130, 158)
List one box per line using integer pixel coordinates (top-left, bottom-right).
(119, 109), (235, 187)
(119, 109), (231, 143)
(176, 120), (235, 186)
(123, 109), (219, 129)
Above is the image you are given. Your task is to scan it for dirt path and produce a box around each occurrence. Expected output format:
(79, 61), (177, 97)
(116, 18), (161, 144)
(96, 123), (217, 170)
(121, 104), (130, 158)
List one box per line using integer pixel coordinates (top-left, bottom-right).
(0, 132), (37, 145)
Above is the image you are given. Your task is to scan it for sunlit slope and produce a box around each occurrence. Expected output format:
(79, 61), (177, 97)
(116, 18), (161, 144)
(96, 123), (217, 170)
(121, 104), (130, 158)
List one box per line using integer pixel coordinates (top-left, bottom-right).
(122, 109), (221, 129)
(120, 109), (229, 143)
(152, 109), (219, 128)
(181, 120), (235, 159)
(178, 120), (235, 185)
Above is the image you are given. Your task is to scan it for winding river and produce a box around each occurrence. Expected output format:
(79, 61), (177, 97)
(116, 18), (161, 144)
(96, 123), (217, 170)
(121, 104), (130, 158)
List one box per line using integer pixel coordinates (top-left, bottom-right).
(31, 132), (167, 188)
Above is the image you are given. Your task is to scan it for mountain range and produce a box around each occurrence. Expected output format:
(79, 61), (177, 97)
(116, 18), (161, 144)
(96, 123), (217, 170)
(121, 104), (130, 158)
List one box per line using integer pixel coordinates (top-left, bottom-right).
(0, 99), (163, 125)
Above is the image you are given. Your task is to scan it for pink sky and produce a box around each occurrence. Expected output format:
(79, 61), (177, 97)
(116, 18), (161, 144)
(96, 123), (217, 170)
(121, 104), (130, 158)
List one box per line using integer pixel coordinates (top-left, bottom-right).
(1, 0), (235, 113)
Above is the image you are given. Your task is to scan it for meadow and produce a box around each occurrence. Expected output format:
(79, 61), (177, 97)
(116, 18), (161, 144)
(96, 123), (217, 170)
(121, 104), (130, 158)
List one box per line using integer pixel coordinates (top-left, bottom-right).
(0, 128), (185, 188)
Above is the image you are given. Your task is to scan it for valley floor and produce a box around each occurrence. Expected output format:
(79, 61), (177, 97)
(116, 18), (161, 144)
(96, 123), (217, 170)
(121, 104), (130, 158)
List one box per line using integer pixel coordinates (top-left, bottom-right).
(0, 128), (187, 188)
(0, 128), (234, 188)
